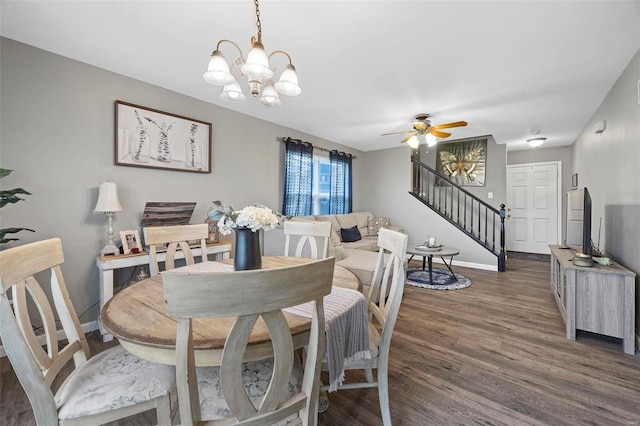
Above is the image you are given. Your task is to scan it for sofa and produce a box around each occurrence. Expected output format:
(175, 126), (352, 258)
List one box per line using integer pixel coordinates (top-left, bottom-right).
(263, 211), (402, 294)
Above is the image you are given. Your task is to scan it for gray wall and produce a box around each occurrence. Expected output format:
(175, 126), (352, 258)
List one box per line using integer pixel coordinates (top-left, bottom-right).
(570, 48), (640, 343)
(0, 38), (364, 321)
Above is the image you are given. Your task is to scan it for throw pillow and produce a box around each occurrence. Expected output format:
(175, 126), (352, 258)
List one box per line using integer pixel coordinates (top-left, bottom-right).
(367, 216), (392, 236)
(340, 225), (362, 243)
(378, 217), (391, 231)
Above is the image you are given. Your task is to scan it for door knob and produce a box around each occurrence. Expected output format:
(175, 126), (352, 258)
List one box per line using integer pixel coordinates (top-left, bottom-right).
(507, 214), (511, 218)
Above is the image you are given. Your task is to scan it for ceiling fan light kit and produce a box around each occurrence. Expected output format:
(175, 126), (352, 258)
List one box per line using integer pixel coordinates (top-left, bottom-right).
(203, 0), (301, 107)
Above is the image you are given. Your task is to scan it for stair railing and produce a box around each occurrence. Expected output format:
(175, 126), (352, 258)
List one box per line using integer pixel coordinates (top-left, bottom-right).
(411, 158), (506, 271)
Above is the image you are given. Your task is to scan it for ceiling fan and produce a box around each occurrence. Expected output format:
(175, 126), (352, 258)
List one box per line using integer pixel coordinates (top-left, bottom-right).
(381, 114), (468, 148)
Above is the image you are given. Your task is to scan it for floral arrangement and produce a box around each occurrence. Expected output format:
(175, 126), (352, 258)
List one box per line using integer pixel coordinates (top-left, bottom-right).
(208, 201), (285, 235)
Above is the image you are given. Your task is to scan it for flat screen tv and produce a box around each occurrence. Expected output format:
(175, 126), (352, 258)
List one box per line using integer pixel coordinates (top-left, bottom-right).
(566, 187), (592, 255)
(582, 188), (592, 255)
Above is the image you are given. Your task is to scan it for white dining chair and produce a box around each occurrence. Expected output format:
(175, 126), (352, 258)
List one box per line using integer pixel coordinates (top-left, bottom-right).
(0, 238), (176, 425)
(320, 227), (408, 426)
(284, 220), (332, 259)
(143, 223), (209, 276)
(162, 257), (335, 425)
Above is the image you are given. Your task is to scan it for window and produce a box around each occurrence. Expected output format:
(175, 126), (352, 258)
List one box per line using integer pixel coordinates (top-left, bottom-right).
(282, 138), (352, 216)
(312, 156), (331, 215)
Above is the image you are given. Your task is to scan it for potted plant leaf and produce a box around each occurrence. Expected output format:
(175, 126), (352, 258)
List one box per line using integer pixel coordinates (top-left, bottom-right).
(0, 168), (35, 245)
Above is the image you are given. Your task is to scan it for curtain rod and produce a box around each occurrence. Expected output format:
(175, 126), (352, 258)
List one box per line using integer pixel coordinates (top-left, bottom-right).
(277, 137), (357, 159)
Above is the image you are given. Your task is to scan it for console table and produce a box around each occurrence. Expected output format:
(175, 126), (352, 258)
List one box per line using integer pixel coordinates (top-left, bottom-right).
(96, 243), (231, 341)
(549, 245), (636, 354)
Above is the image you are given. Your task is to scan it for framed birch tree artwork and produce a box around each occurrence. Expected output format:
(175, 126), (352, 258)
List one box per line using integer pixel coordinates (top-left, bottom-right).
(115, 100), (212, 173)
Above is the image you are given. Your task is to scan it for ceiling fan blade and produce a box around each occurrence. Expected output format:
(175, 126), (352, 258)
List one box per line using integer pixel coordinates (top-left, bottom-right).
(381, 130), (414, 136)
(400, 132), (418, 143)
(429, 129), (452, 138)
(432, 121), (468, 130)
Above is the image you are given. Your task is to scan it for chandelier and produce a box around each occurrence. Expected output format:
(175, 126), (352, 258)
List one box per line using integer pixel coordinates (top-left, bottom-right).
(203, 0), (301, 107)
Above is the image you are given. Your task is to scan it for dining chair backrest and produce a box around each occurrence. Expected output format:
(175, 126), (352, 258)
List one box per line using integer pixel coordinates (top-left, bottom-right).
(368, 227), (409, 353)
(163, 257), (335, 425)
(143, 223), (209, 276)
(0, 238), (175, 425)
(0, 238), (90, 422)
(284, 220), (332, 260)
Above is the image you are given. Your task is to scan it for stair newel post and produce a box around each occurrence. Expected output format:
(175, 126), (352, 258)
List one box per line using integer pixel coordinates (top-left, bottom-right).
(498, 203), (506, 272)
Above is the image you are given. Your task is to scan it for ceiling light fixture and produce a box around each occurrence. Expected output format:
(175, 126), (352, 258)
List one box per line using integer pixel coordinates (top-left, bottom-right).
(407, 135), (419, 149)
(203, 0), (301, 107)
(527, 137), (546, 147)
(527, 130), (546, 148)
(408, 132), (438, 150)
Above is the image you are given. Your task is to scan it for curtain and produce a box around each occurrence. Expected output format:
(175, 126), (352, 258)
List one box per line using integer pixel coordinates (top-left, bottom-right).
(282, 138), (313, 216)
(329, 150), (353, 214)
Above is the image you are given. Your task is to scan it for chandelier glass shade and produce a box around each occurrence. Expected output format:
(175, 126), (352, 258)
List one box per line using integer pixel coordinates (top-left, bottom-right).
(203, 0), (301, 107)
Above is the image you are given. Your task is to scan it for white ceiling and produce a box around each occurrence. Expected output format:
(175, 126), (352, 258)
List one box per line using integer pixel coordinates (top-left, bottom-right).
(1, 1), (639, 152)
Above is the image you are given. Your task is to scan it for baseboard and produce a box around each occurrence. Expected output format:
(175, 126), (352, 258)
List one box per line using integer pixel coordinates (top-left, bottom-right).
(0, 320), (99, 358)
(417, 256), (498, 272)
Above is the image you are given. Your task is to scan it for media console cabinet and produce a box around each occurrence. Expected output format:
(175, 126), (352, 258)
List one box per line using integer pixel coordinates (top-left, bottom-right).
(549, 245), (636, 354)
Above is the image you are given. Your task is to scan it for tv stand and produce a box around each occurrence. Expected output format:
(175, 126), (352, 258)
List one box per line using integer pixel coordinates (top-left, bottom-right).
(549, 245), (636, 354)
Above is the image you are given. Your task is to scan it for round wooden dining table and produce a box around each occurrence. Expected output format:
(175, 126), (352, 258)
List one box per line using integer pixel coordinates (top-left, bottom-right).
(100, 256), (361, 367)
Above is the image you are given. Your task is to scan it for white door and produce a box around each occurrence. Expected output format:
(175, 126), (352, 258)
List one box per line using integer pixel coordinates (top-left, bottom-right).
(506, 162), (561, 254)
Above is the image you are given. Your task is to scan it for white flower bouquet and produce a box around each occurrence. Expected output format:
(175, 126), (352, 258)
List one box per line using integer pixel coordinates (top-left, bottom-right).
(208, 201), (285, 235)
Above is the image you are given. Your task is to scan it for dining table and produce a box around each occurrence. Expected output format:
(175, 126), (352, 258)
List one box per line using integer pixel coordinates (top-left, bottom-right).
(100, 256), (368, 390)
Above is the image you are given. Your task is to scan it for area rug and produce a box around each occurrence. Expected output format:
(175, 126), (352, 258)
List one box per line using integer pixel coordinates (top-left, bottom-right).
(406, 267), (472, 290)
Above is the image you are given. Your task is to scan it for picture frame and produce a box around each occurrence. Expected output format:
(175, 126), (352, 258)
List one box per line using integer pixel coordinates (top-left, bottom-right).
(120, 229), (143, 255)
(436, 138), (487, 187)
(205, 218), (220, 243)
(115, 100), (212, 173)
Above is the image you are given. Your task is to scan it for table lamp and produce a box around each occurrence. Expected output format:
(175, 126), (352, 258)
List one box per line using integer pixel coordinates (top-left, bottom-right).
(94, 181), (123, 256)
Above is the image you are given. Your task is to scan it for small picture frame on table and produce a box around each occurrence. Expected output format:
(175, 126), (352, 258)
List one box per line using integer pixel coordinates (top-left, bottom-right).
(205, 218), (220, 243)
(120, 230), (143, 254)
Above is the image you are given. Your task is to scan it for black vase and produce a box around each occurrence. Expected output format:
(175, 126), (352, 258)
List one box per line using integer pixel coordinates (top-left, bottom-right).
(234, 227), (262, 271)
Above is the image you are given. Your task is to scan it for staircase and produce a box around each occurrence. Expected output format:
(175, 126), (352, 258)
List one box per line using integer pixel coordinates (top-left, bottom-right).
(410, 158), (506, 272)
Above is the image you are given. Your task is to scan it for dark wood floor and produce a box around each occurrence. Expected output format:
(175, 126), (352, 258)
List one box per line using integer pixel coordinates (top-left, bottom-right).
(2, 258), (639, 425)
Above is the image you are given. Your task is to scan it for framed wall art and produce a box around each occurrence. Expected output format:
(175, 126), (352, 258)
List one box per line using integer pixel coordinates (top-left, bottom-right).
(436, 138), (487, 187)
(115, 100), (212, 173)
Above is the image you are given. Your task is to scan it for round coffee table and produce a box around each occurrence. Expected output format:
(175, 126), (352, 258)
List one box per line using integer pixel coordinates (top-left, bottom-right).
(406, 244), (460, 285)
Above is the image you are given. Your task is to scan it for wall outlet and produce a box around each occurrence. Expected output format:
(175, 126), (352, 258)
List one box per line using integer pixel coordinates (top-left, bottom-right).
(488, 192), (494, 199)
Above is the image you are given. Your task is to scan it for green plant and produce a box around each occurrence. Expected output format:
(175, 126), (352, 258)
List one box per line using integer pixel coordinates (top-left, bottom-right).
(0, 168), (34, 244)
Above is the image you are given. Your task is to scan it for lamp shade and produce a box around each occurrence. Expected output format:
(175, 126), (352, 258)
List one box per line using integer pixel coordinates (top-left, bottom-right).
(274, 64), (302, 96)
(241, 42), (273, 80)
(94, 182), (122, 213)
(203, 50), (236, 86)
(259, 80), (282, 107)
(220, 81), (247, 102)
(407, 135), (419, 149)
(426, 133), (437, 147)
